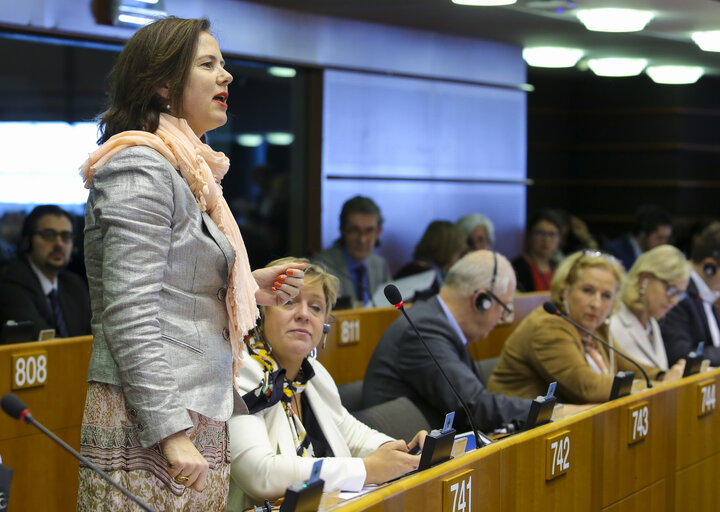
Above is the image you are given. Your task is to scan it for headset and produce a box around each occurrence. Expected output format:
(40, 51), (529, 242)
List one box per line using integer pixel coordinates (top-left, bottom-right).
(704, 262), (717, 278)
(475, 251), (497, 312)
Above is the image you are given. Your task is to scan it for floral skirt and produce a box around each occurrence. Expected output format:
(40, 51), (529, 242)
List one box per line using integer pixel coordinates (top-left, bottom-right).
(77, 382), (230, 512)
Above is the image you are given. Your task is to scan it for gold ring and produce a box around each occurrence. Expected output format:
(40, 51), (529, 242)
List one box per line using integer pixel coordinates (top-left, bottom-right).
(174, 475), (190, 484)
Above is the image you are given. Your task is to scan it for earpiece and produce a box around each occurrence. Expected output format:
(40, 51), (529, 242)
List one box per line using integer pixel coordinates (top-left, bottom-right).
(640, 278), (648, 295)
(321, 323), (331, 350)
(475, 292), (493, 312)
(476, 250), (498, 312)
(704, 263), (717, 278)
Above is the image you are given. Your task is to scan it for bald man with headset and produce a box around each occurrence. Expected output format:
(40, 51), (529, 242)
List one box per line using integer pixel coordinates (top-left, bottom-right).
(362, 250), (531, 433)
(661, 222), (720, 367)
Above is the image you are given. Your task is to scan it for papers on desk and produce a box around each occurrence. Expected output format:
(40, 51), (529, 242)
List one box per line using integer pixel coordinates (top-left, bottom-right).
(337, 485), (378, 501)
(371, 270), (437, 306)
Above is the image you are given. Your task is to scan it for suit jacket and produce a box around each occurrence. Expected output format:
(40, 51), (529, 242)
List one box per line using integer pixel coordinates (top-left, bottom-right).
(602, 234), (638, 272)
(609, 302), (669, 370)
(84, 146), (240, 447)
(0, 259), (91, 339)
(361, 296), (531, 432)
(660, 279), (720, 366)
(488, 306), (662, 404)
(312, 244), (391, 307)
(227, 350), (392, 510)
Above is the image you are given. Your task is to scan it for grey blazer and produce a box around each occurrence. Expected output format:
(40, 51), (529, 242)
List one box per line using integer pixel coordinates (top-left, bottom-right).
(84, 146), (240, 447)
(312, 244), (391, 307)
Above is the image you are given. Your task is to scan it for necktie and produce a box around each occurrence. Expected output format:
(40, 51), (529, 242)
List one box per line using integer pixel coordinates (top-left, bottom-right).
(47, 289), (69, 338)
(354, 266), (367, 305)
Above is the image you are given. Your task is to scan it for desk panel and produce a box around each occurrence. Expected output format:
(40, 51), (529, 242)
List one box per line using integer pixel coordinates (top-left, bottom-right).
(674, 452), (720, 511)
(674, 371), (720, 470)
(593, 391), (670, 507)
(317, 307), (399, 384)
(0, 426), (80, 511)
(601, 479), (666, 512)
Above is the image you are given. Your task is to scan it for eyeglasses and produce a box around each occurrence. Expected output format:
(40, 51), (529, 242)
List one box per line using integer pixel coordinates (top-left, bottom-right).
(344, 226), (379, 238)
(34, 229), (73, 243)
(567, 249), (619, 280)
(656, 277), (687, 301)
(485, 289), (515, 323)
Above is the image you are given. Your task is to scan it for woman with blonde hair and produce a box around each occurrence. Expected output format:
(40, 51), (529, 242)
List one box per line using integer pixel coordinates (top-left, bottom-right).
(609, 245), (690, 370)
(227, 258), (426, 510)
(488, 250), (684, 404)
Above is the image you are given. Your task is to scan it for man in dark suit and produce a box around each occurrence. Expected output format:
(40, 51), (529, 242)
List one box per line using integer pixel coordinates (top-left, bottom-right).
(313, 196), (391, 308)
(361, 250), (531, 433)
(0, 205), (90, 340)
(661, 222), (720, 366)
(603, 204), (672, 271)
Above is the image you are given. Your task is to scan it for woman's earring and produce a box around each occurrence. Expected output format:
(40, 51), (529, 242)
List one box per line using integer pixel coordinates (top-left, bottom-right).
(640, 278), (648, 296)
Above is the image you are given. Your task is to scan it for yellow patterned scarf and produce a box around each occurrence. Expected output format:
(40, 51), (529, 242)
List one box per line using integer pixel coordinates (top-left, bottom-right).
(79, 114), (259, 383)
(245, 333), (314, 457)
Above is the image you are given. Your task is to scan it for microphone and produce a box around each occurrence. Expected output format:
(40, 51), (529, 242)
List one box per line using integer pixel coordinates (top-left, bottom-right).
(384, 284), (489, 449)
(542, 302), (652, 389)
(1, 394), (156, 512)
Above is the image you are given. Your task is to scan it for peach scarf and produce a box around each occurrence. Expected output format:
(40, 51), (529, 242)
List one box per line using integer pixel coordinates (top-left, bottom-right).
(80, 113), (258, 381)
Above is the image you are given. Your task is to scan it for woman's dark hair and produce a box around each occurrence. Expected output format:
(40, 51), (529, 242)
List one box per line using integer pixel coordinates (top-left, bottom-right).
(413, 221), (467, 269)
(522, 208), (563, 254)
(98, 17), (210, 143)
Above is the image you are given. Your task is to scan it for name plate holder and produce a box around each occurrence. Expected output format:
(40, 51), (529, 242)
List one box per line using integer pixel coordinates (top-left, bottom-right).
(10, 350), (48, 390)
(545, 430), (571, 481)
(442, 469), (473, 512)
(697, 379), (717, 417)
(627, 401), (649, 445)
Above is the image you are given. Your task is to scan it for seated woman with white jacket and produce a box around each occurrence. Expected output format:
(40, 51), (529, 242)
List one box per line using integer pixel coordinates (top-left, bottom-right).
(227, 258), (426, 511)
(609, 245), (690, 371)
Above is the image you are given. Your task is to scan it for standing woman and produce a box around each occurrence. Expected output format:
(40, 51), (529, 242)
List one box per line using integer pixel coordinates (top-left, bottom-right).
(512, 209), (563, 292)
(609, 245), (690, 370)
(78, 17), (304, 511)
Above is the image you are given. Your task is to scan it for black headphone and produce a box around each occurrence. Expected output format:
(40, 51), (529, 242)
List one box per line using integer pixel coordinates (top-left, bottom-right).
(475, 251), (497, 312)
(704, 262), (717, 278)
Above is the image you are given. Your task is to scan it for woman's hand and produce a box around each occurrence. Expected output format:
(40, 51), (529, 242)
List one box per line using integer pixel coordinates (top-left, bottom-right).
(362, 439), (420, 485)
(407, 430), (428, 454)
(661, 358), (686, 384)
(253, 262), (306, 306)
(160, 431), (209, 492)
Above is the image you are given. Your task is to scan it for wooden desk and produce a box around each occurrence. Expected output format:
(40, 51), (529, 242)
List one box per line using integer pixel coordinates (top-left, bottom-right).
(328, 369), (720, 512)
(317, 306), (400, 385)
(0, 336), (92, 512)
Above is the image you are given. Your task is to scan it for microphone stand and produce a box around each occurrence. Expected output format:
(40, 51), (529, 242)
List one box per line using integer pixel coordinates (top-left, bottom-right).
(6, 402), (155, 512)
(390, 298), (488, 449)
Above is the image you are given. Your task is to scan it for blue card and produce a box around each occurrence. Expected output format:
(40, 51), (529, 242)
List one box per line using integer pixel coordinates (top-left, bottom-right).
(308, 459), (322, 484)
(697, 341), (705, 355)
(546, 381), (557, 400)
(443, 411), (455, 433)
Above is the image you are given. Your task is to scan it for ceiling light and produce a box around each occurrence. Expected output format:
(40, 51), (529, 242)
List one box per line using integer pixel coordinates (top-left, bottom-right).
(646, 66), (703, 85)
(587, 58), (648, 77)
(691, 31), (720, 52)
(111, 0), (166, 27)
(576, 8), (654, 33)
(522, 47), (584, 68)
(451, 0), (517, 6)
(236, 134), (264, 147)
(267, 66), (297, 78)
(266, 132), (294, 145)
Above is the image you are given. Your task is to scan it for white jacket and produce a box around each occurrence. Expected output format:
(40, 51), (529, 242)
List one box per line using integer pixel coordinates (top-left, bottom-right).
(226, 347), (393, 511)
(609, 302), (669, 371)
